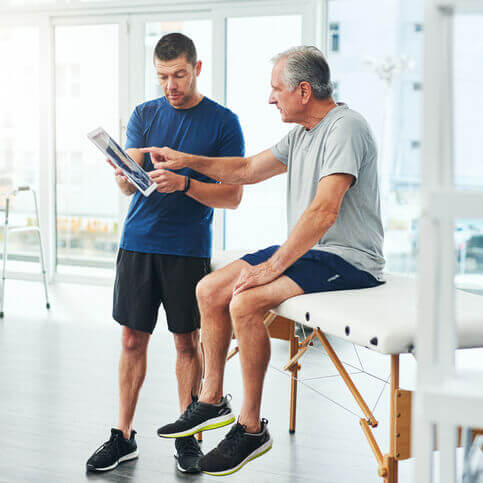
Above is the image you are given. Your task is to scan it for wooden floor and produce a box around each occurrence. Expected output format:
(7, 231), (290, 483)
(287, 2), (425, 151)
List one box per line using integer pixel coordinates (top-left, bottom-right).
(0, 278), (480, 482)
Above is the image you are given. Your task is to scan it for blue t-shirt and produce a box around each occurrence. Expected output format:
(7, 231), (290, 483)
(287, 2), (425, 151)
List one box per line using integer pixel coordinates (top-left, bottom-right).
(121, 96), (245, 258)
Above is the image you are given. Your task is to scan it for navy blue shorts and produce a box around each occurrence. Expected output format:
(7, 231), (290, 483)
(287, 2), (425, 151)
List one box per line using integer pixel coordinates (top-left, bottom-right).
(240, 245), (383, 294)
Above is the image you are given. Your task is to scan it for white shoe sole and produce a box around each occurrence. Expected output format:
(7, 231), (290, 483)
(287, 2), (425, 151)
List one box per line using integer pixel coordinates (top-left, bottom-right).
(158, 412), (235, 439)
(174, 455), (202, 474)
(87, 449), (139, 472)
(202, 437), (273, 476)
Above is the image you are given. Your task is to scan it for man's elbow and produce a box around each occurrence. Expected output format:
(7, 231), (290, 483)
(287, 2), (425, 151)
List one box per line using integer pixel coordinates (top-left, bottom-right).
(322, 211), (338, 229)
(241, 158), (256, 185)
(226, 187), (243, 210)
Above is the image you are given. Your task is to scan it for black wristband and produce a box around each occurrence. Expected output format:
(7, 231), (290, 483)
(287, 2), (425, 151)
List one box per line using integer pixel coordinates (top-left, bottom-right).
(182, 175), (191, 193)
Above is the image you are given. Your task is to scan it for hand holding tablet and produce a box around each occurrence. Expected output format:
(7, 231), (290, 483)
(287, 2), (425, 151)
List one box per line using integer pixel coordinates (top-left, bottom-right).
(87, 127), (157, 197)
(106, 158), (127, 180)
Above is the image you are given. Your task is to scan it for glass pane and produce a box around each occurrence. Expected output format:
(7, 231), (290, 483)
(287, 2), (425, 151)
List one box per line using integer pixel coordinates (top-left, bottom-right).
(0, 26), (40, 266)
(453, 15), (483, 290)
(55, 24), (120, 269)
(454, 15), (483, 189)
(328, 0), (423, 274)
(225, 15), (302, 250)
(144, 20), (212, 101)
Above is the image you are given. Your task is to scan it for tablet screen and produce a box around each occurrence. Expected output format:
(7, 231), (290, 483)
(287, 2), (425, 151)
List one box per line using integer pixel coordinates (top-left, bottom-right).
(87, 127), (156, 196)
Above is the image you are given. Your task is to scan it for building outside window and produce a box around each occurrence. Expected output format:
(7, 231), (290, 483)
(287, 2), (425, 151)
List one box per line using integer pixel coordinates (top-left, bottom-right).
(328, 0), (483, 288)
(329, 22), (340, 52)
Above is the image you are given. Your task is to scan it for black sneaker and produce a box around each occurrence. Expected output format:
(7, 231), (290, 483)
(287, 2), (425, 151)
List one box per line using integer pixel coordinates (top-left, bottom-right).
(157, 394), (235, 439)
(200, 419), (273, 476)
(174, 436), (203, 473)
(86, 428), (138, 472)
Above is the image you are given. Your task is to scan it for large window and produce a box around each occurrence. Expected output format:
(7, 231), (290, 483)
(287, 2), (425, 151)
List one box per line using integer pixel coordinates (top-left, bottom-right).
(0, 25), (40, 267)
(55, 24), (120, 269)
(224, 14), (302, 250)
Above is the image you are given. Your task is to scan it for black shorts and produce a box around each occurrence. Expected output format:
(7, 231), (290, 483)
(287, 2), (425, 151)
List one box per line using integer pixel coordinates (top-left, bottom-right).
(113, 249), (210, 334)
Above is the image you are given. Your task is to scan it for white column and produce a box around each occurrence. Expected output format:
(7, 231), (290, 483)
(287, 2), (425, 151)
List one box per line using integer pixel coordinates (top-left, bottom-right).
(39, 14), (57, 282)
(212, 11), (227, 251)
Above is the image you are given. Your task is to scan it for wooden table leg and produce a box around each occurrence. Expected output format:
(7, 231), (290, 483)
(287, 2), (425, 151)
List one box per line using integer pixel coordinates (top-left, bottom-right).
(383, 455), (397, 483)
(382, 354), (400, 482)
(389, 355), (399, 482)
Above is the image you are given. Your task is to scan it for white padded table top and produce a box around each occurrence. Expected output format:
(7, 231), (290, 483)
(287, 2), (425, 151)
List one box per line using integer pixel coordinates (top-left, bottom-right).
(211, 250), (483, 355)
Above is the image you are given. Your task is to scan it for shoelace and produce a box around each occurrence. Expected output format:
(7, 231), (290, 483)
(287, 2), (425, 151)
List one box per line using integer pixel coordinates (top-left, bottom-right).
(179, 398), (204, 422)
(95, 432), (122, 459)
(219, 419), (268, 458)
(219, 423), (247, 458)
(179, 394), (231, 423)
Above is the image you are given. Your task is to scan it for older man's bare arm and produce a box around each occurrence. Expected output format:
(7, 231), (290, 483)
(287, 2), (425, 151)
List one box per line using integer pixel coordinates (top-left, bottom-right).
(233, 173), (354, 295)
(140, 147), (287, 185)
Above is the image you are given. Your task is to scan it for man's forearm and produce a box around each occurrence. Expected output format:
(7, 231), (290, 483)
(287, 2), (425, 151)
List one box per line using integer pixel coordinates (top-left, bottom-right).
(186, 179), (242, 209)
(268, 206), (338, 276)
(186, 154), (251, 185)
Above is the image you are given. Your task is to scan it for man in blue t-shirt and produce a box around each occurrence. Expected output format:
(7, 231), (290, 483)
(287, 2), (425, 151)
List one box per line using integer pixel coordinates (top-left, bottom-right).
(86, 33), (244, 474)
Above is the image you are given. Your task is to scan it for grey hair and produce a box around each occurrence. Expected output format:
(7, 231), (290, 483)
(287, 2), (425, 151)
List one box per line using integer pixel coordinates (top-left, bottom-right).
(271, 46), (333, 99)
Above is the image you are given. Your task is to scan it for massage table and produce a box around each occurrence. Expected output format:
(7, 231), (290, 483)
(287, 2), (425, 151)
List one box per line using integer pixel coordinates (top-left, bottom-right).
(211, 251), (483, 483)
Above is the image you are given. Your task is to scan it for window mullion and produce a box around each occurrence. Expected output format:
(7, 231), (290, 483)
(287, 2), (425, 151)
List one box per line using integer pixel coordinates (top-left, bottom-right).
(39, 13), (57, 281)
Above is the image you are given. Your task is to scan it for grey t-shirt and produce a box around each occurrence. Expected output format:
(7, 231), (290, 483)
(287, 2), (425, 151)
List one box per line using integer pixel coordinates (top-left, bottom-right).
(271, 103), (385, 280)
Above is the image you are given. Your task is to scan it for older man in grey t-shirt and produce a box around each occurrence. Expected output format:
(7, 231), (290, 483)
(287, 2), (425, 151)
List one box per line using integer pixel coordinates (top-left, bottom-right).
(143, 46), (385, 476)
(272, 102), (384, 280)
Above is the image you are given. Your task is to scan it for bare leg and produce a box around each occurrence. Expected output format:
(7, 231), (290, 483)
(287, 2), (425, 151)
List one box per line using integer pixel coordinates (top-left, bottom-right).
(117, 326), (151, 439)
(173, 329), (203, 412)
(195, 260), (248, 404)
(229, 276), (303, 433)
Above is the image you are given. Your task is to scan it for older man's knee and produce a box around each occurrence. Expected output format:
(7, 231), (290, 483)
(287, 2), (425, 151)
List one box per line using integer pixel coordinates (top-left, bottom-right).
(196, 272), (230, 310)
(229, 292), (265, 327)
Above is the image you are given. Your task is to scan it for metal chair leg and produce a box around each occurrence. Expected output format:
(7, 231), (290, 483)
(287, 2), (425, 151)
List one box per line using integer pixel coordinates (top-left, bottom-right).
(32, 190), (50, 309)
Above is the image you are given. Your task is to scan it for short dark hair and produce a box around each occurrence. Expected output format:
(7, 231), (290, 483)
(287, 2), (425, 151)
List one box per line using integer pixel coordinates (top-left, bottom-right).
(154, 32), (197, 66)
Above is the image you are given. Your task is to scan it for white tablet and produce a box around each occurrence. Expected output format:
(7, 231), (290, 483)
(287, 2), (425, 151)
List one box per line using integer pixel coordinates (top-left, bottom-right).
(87, 127), (157, 197)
